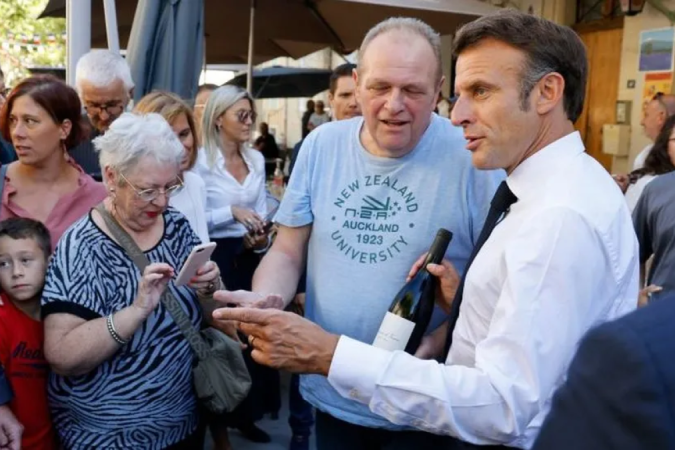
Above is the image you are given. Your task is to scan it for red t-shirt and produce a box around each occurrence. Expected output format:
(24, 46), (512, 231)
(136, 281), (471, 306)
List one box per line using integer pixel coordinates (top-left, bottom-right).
(0, 295), (57, 450)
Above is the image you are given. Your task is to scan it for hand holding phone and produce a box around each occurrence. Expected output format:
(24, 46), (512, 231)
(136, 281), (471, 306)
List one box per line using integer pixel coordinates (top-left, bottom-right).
(175, 242), (217, 286)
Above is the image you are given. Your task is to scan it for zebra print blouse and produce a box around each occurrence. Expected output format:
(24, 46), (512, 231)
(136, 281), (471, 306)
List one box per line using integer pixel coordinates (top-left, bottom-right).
(42, 208), (202, 449)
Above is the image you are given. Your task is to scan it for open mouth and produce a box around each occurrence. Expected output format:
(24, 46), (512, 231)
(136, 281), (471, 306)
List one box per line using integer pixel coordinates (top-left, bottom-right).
(381, 119), (409, 128)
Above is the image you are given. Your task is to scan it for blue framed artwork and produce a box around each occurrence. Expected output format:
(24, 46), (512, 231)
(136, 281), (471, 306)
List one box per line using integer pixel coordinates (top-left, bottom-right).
(639, 28), (675, 72)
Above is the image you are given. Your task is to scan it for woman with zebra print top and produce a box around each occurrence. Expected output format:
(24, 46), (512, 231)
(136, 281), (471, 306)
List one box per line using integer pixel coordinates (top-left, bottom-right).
(40, 113), (225, 449)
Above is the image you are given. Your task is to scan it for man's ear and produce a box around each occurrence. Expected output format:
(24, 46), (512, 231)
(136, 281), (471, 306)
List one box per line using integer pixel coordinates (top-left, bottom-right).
(534, 72), (565, 116)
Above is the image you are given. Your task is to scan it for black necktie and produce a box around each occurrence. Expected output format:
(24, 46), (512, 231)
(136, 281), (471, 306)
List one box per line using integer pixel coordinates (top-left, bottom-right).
(442, 181), (518, 359)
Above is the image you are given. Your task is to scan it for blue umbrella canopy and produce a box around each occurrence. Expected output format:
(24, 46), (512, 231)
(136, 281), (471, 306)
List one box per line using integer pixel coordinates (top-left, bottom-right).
(125, 0), (205, 101)
(226, 66), (333, 99)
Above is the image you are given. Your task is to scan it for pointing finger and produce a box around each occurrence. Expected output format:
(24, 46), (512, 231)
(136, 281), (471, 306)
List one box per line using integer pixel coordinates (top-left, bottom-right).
(213, 306), (275, 324)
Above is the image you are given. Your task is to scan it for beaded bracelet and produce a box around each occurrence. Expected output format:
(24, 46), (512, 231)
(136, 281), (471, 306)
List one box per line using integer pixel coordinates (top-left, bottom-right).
(106, 314), (128, 346)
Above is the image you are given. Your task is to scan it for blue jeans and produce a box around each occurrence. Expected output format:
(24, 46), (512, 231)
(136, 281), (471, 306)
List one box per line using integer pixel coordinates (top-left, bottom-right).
(288, 374), (314, 437)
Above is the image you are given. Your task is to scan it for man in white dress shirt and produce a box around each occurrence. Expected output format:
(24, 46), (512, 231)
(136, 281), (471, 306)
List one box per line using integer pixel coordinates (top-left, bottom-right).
(213, 10), (639, 449)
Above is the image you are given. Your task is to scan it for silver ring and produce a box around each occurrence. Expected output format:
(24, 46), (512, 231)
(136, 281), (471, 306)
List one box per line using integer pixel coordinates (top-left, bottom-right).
(207, 282), (215, 291)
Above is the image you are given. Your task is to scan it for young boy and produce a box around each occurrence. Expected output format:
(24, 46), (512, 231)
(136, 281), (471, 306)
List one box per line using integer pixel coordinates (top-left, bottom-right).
(0, 218), (56, 450)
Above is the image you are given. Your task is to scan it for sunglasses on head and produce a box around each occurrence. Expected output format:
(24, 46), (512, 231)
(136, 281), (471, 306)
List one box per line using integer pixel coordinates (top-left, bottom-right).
(236, 109), (257, 124)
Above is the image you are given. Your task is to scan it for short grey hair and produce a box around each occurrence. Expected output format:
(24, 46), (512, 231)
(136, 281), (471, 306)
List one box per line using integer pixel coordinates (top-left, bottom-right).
(202, 85), (255, 169)
(75, 49), (135, 94)
(358, 17), (442, 82)
(94, 112), (184, 180)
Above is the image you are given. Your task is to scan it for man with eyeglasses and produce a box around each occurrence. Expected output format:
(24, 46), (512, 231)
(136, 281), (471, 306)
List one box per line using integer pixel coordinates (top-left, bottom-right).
(614, 92), (675, 192)
(69, 50), (135, 181)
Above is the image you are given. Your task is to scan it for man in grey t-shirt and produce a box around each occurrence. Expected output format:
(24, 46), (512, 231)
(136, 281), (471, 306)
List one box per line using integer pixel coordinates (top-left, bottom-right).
(633, 171), (675, 302)
(213, 17), (503, 449)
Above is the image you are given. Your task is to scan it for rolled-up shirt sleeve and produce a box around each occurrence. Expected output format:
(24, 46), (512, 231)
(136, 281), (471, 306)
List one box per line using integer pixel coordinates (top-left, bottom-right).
(328, 208), (636, 447)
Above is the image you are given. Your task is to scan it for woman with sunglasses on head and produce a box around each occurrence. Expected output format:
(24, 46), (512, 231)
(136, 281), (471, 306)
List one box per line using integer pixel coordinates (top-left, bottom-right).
(134, 91), (209, 243)
(195, 85), (278, 449)
(0, 75), (106, 249)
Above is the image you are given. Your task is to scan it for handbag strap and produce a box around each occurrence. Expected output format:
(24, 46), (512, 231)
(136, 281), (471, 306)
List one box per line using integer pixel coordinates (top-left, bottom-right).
(94, 203), (210, 360)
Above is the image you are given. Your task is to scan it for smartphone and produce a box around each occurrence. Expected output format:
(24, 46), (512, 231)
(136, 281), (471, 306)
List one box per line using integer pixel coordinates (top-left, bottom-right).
(175, 242), (217, 286)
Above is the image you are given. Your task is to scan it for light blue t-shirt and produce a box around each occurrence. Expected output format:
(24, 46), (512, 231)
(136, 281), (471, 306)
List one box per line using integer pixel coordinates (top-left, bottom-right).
(275, 115), (504, 429)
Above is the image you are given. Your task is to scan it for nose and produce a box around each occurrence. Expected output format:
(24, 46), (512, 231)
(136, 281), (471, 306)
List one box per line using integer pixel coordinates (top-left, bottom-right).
(151, 191), (170, 208)
(99, 109), (111, 122)
(450, 96), (473, 127)
(384, 89), (405, 114)
(12, 262), (24, 279)
(11, 121), (27, 140)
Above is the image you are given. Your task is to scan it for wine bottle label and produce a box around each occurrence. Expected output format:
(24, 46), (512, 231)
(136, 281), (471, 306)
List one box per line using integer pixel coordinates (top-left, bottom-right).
(372, 312), (416, 352)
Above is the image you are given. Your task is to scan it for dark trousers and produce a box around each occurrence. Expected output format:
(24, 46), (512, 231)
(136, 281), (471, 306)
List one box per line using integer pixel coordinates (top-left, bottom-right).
(316, 411), (509, 450)
(210, 237), (281, 425)
(289, 374), (314, 437)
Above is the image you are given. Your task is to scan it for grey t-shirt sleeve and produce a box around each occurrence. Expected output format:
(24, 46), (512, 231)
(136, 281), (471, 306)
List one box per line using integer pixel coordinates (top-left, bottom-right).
(632, 185), (653, 264)
(275, 133), (316, 227)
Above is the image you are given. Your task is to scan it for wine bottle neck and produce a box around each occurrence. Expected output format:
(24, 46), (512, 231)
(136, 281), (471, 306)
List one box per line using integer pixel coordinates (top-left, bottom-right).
(425, 248), (445, 266)
(424, 229), (452, 267)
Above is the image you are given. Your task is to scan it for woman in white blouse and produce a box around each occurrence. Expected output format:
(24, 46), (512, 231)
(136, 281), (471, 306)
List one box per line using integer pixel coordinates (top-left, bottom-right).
(624, 114), (675, 213)
(196, 85), (271, 280)
(195, 85), (277, 448)
(134, 91), (209, 243)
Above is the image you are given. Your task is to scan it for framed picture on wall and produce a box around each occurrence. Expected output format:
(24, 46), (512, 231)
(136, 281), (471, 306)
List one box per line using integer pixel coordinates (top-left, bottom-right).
(639, 27), (675, 72)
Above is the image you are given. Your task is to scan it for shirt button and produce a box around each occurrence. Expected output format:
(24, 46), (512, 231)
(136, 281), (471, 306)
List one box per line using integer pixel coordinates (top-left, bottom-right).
(349, 389), (360, 400)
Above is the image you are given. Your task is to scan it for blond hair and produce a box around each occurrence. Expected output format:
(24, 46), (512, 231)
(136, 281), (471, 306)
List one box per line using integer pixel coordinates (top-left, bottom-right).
(201, 85), (255, 169)
(134, 91), (199, 170)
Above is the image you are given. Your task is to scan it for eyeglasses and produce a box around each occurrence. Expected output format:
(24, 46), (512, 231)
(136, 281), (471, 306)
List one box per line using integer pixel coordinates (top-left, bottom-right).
(119, 173), (184, 202)
(84, 101), (126, 117)
(236, 109), (257, 124)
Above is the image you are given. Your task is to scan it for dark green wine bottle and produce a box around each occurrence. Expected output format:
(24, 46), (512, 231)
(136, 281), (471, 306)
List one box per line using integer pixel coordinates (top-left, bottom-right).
(373, 228), (453, 354)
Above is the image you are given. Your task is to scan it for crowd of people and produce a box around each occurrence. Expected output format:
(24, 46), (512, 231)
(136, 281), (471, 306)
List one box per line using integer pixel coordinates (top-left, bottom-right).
(0, 7), (673, 450)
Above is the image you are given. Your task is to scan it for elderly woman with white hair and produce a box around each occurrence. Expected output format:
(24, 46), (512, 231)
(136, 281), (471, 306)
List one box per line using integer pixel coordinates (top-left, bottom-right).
(41, 113), (221, 450)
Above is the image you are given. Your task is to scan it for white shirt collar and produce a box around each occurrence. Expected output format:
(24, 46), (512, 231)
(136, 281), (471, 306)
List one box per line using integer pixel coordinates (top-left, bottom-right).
(507, 131), (585, 202)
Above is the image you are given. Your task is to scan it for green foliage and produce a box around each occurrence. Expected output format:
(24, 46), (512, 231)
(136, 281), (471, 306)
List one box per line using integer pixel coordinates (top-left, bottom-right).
(0, 0), (66, 86)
